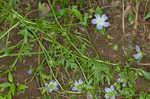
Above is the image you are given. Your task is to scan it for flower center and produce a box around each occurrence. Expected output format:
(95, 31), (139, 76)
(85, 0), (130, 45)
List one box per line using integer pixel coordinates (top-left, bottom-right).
(49, 83), (55, 89)
(96, 17), (105, 25)
(75, 84), (82, 89)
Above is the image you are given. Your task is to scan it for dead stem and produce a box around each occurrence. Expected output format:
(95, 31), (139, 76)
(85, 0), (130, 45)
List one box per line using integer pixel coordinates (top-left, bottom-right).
(134, 0), (140, 29)
(144, 0), (149, 16)
(122, 0), (125, 33)
(137, 63), (150, 66)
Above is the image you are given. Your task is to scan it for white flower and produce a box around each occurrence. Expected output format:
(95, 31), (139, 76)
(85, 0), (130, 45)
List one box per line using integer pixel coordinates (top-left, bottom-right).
(133, 53), (142, 60)
(135, 45), (141, 52)
(105, 85), (115, 93)
(104, 85), (116, 99)
(133, 45), (143, 60)
(27, 66), (32, 75)
(27, 68), (32, 75)
(105, 94), (116, 99)
(45, 80), (58, 93)
(91, 14), (109, 30)
(72, 79), (83, 92)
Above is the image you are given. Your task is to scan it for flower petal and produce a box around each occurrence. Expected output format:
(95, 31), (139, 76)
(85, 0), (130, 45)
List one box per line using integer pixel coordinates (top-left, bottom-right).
(111, 95), (116, 99)
(104, 94), (109, 99)
(27, 69), (32, 75)
(135, 45), (141, 52)
(50, 80), (54, 83)
(104, 22), (109, 27)
(48, 89), (53, 93)
(45, 83), (48, 87)
(78, 79), (83, 84)
(54, 87), (58, 91)
(74, 80), (78, 84)
(118, 73), (121, 77)
(72, 87), (77, 91)
(133, 53), (142, 60)
(96, 24), (103, 29)
(110, 85), (114, 90)
(53, 81), (58, 86)
(122, 83), (126, 87)
(91, 19), (97, 24)
(94, 14), (100, 18)
(77, 89), (82, 92)
(105, 87), (110, 93)
(102, 14), (108, 20)
(117, 78), (123, 83)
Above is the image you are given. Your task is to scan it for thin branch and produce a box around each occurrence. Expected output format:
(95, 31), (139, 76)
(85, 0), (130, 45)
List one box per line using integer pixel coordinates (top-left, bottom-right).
(134, 0), (140, 29)
(122, 0), (125, 33)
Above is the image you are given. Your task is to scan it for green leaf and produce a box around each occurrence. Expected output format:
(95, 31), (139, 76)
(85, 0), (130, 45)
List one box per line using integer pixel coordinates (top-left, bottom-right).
(6, 93), (12, 99)
(142, 70), (150, 80)
(55, 9), (69, 19)
(144, 12), (150, 20)
(61, 0), (70, 7)
(72, 6), (83, 20)
(132, 0), (136, 4)
(0, 96), (4, 99)
(17, 84), (28, 91)
(8, 72), (13, 83)
(113, 44), (118, 51)
(11, 0), (17, 6)
(137, 69), (150, 80)
(96, 7), (103, 15)
(10, 84), (16, 95)
(107, 34), (111, 39)
(98, 27), (105, 35)
(128, 14), (134, 24)
(0, 82), (11, 88)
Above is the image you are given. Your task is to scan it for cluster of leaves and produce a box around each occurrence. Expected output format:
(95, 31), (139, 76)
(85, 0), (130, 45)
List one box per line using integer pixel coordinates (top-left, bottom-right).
(0, 71), (28, 99)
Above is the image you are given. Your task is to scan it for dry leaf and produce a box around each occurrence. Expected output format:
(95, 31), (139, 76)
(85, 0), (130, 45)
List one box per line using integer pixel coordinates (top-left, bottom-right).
(39, 3), (50, 17)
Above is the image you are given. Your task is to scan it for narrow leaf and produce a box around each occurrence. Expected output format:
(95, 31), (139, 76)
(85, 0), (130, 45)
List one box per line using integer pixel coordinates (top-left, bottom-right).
(144, 12), (150, 20)
(8, 72), (13, 83)
(72, 6), (83, 20)
(0, 82), (11, 88)
(17, 84), (28, 91)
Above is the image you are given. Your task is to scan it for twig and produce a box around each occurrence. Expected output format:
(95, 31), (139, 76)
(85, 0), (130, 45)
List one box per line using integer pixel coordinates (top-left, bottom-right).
(122, 0), (125, 33)
(144, 0), (149, 16)
(134, 0), (140, 29)
(137, 63), (150, 66)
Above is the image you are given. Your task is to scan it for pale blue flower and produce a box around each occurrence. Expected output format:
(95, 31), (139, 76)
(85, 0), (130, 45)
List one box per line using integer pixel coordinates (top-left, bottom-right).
(27, 69), (32, 75)
(133, 53), (142, 60)
(105, 94), (115, 99)
(27, 66), (32, 75)
(133, 45), (143, 60)
(104, 85), (116, 99)
(105, 85), (115, 93)
(72, 79), (83, 92)
(91, 14), (109, 30)
(45, 80), (58, 93)
(135, 45), (141, 52)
